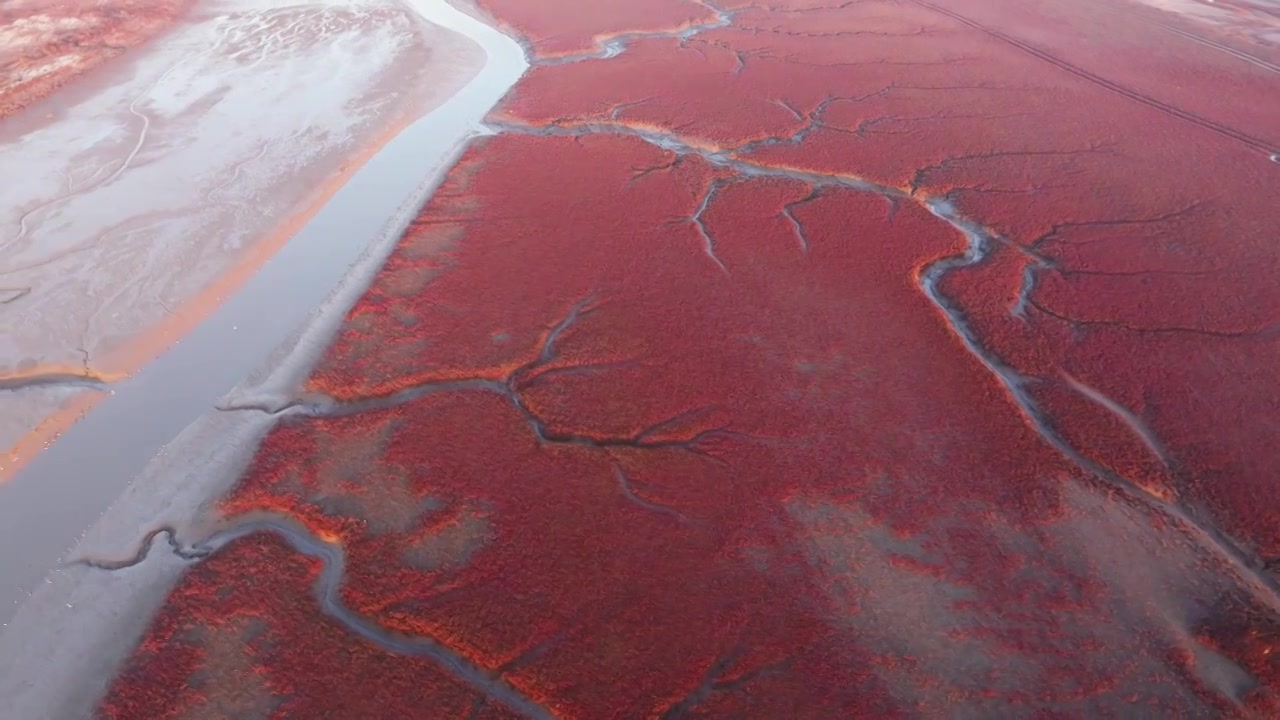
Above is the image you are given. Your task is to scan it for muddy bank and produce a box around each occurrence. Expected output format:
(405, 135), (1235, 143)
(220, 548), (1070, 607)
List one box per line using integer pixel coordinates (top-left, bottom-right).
(0, 0), (485, 481)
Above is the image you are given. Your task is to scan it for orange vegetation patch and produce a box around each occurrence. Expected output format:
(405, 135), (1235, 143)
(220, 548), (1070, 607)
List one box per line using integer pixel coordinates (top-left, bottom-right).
(0, 0), (191, 120)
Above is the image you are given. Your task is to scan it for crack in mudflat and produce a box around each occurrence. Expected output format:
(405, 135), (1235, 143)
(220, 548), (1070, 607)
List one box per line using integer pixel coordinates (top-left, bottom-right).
(516, 297), (590, 371)
(0, 287), (31, 304)
(732, 84), (1018, 156)
(689, 179), (730, 273)
(780, 188), (821, 253)
(2, 217), (177, 278)
(750, 52), (976, 70)
(1026, 297), (1279, 339)
(660, 647), (741, 719)
(772, 98), (803, 121)
(1060, 372), (1173, 469)
(77, 515), (554, 720)
(207, 141), (272, 201)
(491, 595), (636, 694)
(612, 464), (691, 524)
(908, 144), (1113, 195)
(1027, 202), (1207, 249)
(853, 108), (1035, 138)
(946, 182), (1070, 198)
(487, 111), (913, 267)
(1010, 203), (1214, 321)
(1009, 255), (1045, 320)
(518, 358), (640, 386)
(630, 155), (686, 183)
(729, 92), (878, 154)
(739, 23), (941, 39)
(762, 0), (858, 13)
(1058, 266), (1217, 279)
(609, 96), (656, 121)
(659, 645), (787, 719)
(464, 697), (489, 720)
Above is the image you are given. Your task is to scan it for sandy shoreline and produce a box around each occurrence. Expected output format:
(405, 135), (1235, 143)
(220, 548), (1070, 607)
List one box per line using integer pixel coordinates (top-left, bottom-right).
(0, 1), (526, 717)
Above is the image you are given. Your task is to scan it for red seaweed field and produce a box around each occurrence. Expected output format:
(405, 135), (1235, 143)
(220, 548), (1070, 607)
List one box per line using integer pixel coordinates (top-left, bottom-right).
(96, 0), (1280, 717)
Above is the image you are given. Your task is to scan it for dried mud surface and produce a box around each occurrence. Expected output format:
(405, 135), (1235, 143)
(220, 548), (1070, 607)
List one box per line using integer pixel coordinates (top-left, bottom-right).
(95, 0), (1280, 718)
